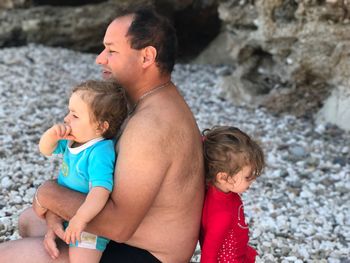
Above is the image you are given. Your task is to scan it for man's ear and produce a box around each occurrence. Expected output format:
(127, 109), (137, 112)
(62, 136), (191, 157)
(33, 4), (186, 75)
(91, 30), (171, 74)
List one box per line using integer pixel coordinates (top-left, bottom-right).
(141, 46), (157, 68)
(97, 121), (109, 135)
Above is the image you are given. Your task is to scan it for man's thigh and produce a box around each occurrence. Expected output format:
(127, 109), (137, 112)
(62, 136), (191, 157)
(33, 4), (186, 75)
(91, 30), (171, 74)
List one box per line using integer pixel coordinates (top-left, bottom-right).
(18, 207), (47, 238)
(0, 237), (69, 263)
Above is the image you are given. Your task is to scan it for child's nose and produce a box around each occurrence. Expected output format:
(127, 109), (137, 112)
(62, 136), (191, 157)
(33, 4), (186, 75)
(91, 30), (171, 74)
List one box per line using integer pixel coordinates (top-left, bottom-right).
(64, 115), (70, 124)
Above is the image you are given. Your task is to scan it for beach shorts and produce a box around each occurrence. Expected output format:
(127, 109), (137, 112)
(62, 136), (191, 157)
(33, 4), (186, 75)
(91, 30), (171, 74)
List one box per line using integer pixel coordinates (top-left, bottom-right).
(63, 221), (109, 251)
(100, 241), (161, 263)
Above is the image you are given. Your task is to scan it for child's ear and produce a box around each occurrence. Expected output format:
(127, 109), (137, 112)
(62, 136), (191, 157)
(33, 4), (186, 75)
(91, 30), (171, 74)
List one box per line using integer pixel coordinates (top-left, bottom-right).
(97, 121), (109, 135)
(216, 172), (229, 184)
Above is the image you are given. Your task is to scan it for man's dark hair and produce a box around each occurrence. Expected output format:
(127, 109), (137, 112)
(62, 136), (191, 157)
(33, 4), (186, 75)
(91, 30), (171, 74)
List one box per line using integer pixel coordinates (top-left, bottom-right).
(117, 5), (178, 74)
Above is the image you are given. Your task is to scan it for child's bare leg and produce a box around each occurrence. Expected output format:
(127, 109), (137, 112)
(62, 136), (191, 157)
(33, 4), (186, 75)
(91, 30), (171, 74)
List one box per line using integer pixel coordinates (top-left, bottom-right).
(69, 247), (103, 263)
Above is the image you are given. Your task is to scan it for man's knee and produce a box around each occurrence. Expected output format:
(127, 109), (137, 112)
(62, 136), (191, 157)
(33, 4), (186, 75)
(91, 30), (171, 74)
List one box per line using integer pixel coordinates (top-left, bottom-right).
(18, 208), (32, 237)
(18, 207), (46, 238)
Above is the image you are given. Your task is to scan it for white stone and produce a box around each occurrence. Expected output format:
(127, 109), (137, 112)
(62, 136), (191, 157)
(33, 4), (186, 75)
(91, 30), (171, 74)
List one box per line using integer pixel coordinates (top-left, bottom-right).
(284, 256), (298, 261)
(1, 177), (13, 189)
(317, 86), (350, 131)
(252, 228), (262, 238)
(286, 58), (293, 64)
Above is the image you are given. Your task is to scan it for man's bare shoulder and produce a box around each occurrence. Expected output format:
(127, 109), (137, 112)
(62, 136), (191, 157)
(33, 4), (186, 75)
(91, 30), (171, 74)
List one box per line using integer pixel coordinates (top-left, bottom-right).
(117, 108), (170, 156)
(119, 86), (200, 155)
(123, 96), (181, 139)
(123, 108), (167, 137)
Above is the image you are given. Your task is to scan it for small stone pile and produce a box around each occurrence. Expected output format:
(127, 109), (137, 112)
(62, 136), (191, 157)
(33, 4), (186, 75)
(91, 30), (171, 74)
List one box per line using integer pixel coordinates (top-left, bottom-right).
(0, 45), (349, 262)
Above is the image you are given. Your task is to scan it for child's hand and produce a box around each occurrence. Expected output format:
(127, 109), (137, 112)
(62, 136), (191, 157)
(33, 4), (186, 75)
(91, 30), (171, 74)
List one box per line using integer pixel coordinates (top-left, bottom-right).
(63, 215), (87, 245)
(49, 123), (75, 141)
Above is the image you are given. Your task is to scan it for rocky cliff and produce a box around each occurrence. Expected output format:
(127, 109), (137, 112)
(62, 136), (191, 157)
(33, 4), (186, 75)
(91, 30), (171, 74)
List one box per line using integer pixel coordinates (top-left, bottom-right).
(1, 0), (349, 130)
(0, 0), (220, 57)
(196, 0), (350, 131)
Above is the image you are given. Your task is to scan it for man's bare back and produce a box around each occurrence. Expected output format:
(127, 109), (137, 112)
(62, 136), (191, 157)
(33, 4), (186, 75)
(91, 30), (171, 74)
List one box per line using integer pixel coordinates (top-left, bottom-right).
(119, 83), (204, 261)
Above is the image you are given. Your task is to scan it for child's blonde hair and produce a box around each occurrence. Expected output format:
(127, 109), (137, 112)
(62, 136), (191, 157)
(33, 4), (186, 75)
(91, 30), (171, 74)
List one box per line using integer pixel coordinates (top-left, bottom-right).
(202, 126), (265, 185)
(72, 80), (127, 139)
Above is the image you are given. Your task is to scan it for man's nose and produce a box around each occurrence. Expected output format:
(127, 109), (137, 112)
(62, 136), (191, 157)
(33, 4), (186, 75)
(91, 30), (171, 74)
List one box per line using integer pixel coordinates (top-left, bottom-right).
(96, 49), (107, 65)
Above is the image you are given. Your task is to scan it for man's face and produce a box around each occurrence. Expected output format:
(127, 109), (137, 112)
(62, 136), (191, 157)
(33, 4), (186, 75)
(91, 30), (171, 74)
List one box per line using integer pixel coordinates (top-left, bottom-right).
(95, 15), (142, 86)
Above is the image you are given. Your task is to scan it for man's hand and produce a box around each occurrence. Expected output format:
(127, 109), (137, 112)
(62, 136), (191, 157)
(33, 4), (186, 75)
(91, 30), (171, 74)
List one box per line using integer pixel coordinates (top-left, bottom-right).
(63, 215), (87, 245)
(43, 212), (65, 259)
(32, 187), (47, 219)
(46, 211), (65, 240)
(43, 228), (60, 260)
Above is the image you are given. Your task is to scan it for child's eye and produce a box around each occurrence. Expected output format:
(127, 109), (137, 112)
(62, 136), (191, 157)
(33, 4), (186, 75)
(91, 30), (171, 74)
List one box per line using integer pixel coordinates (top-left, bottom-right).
(245, 176), (254, 182)
(73, 114), (78, 118)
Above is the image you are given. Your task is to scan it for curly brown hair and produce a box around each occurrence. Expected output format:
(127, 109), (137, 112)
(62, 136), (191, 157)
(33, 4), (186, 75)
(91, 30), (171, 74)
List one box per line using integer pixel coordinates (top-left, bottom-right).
(202, 126), (265, 185)
(72, 80), (127, 139)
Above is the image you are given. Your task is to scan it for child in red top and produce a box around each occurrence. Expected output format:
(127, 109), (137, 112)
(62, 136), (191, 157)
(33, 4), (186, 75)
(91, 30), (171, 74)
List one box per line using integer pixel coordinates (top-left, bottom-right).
(200, 126), (265, 263)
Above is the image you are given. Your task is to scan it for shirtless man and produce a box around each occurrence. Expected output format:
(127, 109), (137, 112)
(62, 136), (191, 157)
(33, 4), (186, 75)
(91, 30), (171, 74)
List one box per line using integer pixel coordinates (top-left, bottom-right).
(0, 6), (204, 263)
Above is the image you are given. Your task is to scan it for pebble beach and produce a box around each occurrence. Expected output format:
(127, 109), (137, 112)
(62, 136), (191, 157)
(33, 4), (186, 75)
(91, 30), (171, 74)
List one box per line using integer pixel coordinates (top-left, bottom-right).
(0, 45), (349, 262)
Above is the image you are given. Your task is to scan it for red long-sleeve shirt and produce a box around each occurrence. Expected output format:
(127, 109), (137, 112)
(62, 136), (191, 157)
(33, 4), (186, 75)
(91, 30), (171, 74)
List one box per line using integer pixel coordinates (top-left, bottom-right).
(200, 185), (257, 263)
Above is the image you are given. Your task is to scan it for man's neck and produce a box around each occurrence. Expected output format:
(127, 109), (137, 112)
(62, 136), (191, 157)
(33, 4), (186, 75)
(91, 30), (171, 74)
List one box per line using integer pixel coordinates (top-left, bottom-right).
(127, 74), (171, 104)
(128, 80), (172, 115)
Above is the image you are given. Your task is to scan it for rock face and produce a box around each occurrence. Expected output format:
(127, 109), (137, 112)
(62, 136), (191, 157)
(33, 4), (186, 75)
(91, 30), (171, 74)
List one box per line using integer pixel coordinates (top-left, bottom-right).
(1, 0), (349, 130)
(0, 1), (124, 52)
(195, 0), (350, 130)
(0, 0), (31, 9)
(0, 0), (220, 55)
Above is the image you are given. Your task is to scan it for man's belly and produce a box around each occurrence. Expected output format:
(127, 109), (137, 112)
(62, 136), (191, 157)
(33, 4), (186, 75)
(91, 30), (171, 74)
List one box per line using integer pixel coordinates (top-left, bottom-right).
(126, 209), (199, 262)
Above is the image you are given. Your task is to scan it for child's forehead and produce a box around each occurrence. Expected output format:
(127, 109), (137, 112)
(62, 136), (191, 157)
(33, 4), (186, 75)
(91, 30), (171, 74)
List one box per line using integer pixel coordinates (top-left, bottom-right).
(69, 92), (91, 109)
(69, 92), (83, 103)
(241, 164), (253, 171)
(70, 90), (94, 102)
(72, 89), (94, 98)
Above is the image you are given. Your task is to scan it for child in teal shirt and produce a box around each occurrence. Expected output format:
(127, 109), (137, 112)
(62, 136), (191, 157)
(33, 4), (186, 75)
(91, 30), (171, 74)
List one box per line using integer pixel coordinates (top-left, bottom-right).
(38, 80), (127, 262)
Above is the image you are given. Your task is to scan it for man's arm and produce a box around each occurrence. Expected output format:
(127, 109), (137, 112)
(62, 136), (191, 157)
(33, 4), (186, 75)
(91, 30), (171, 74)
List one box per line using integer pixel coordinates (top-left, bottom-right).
(35, 180), (84, 221)
(64, 187), (110, 244)
(37, 115), (171, 242)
